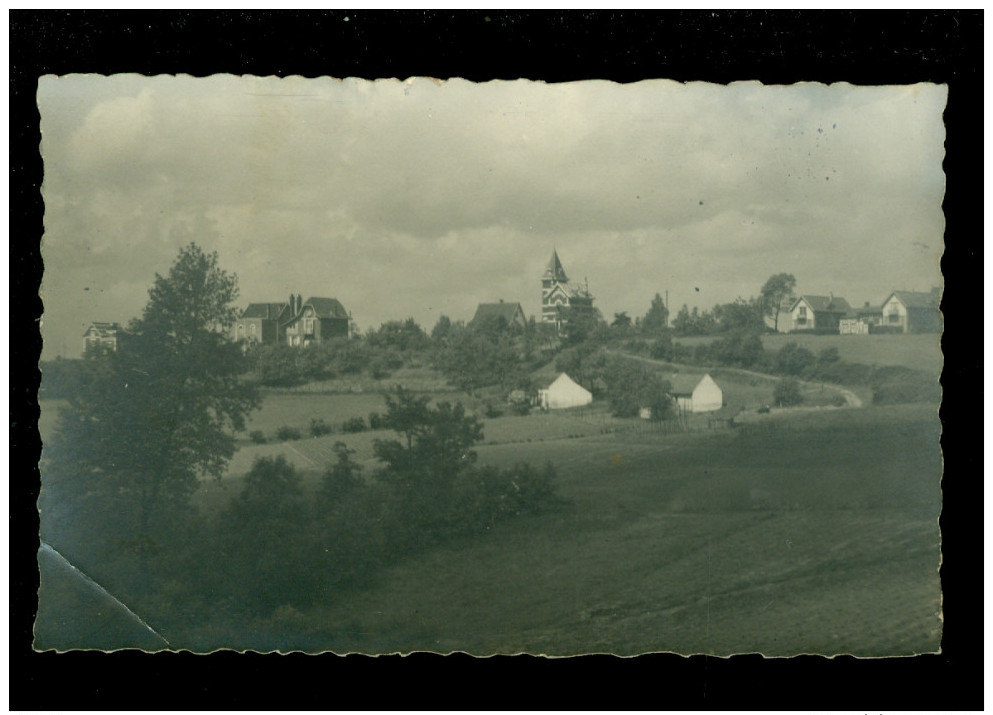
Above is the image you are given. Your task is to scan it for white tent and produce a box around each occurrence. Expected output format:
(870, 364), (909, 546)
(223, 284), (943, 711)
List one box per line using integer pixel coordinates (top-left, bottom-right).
(538, 373), (593, 410)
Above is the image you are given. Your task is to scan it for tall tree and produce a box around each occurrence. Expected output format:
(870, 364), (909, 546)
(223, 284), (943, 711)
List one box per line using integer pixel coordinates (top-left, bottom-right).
(641, 293), (670, 335)
(46, 243), (259, 554)
(760, 273), (797, 332)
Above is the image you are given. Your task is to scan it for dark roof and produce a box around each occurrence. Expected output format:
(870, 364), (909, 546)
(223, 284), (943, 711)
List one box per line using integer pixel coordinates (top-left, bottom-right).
(887, 290), (940, 309)
(668, 373), (707, 395)
(241, 302), (289, 320)
(471, 302), (525, 325)
(795, 295), (851, 313)
(544, 250), (569, 283)
(303, 297), (349, 319)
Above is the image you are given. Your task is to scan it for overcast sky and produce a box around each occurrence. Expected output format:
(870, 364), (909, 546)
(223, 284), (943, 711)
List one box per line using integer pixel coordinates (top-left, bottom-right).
(38, 75), (946, 358)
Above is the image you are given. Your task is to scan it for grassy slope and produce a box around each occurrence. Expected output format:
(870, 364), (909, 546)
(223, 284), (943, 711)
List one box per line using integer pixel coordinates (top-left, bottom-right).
(185, 404), (941, 656)
(674, 333), (943, 375)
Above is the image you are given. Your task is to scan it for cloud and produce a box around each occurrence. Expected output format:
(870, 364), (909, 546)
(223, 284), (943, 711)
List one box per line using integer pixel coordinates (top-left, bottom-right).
(37, 76), (946, 358)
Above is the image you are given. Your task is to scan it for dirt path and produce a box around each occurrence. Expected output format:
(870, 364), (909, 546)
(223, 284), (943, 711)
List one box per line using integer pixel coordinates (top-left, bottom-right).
(605, 350), (864, 408)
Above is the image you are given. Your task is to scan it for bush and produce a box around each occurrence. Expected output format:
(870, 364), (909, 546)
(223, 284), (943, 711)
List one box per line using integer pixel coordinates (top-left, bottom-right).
(483, 402), (504, 419)
(275, 425), (302, 441)
(310, 418), (333, 437)
(775, 342), (816, 375)
(368, 411), (386, 430)
(509, 400), (532, 416)
(818, 346), (841, 365)
(774, 378), (804, 407)
(249, 430), (268, 444)
(340, 416), (367, 433)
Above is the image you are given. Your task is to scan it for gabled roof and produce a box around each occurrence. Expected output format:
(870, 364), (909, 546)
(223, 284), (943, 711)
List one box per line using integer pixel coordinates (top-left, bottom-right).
(241, 302), (289, 320)
(544, 250), (569, 283)
(885, 289), (940, 309)
(303, 297), (349, 319)
(471, 302), (525, 325)
(546, 372), (590, 394)
(668, 373), (706, 396)
(792, 295), (851, 314)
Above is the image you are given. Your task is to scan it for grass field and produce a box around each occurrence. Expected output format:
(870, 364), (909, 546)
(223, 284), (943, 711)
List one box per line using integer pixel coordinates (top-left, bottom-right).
(674, 333), (943, 375)
(183, 403), (942, 656)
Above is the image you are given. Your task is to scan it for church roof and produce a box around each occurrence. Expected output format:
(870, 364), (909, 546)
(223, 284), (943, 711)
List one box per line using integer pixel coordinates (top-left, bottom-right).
(471, 302), (525, 326)
(544, 250), (569, 283)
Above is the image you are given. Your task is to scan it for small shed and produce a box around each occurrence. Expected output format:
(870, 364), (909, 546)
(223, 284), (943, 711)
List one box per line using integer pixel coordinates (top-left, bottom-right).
(538, 373), (593, 410)
(669, 373), (723, 414)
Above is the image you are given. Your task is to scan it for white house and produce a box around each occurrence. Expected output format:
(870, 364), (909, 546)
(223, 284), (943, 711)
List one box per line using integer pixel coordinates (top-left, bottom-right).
(538, 373), (593, 410)
(669, 373), (723, 414)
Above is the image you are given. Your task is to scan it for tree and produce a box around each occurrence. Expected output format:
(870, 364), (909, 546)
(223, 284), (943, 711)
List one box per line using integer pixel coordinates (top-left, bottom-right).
(713, 297), (765, 333)
(774, 378), (804, 406)
(372, 386), (483, 489)
(775, 342), (816, 375)
(641, 293), (669, 335)
(611, 312), (633, 331)
(46, 243), (259, 555)
(760, 273), (797, 332)
(430, 315), (454, 343)
(603, 357), (674, 419)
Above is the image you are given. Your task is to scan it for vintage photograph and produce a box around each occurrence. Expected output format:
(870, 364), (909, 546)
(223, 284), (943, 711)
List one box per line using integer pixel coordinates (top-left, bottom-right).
(35, 75), (945, 655)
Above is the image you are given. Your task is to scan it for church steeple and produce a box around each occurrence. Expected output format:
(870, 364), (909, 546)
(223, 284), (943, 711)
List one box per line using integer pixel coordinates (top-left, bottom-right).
(544, 249), (569, 284)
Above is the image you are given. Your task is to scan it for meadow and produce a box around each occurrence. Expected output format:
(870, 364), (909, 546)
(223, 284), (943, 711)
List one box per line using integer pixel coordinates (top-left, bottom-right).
(675, 333), (943, 376)
(183, 403), (942, 655)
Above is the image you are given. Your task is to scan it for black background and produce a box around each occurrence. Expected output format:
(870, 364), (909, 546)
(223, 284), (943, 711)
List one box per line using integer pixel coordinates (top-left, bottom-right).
(10, 10), (981, 711)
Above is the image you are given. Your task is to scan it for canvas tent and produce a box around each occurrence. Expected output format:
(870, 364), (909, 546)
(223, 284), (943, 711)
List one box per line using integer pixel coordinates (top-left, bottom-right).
(538, 373), (593, 410)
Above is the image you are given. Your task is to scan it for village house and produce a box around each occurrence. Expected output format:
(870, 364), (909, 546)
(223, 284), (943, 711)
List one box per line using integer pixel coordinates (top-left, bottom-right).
(232, 301), (291, 345)
(538, 372), (593, 410)
(669, 373), (724, 414)
(789, 294), (852, 333)
(82, 322), (121, 354)
(839, 302), (884, 335)
(232, 294), (350, 347)
(879, 288), (942, 333)
(541, 250), (597, 333)
(283, 296), (350, 346)
(470, 300), (527, 329)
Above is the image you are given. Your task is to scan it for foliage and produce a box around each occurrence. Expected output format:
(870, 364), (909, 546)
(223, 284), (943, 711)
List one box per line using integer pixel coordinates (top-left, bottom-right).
(433, 322), (533, 394)
(775, 342), (816, 375)
(707, 332), (766, 368)
(603, 357), (674, 420)
(249, 430), (268, 444)
(310, 418), (334, 437)
(713, 297), (766, 333)
(45, 243), (260, 549)
(276, 425), (303, 441)
(818, 346), (841, 365)
(774, 378), (804, 406)
(340, 416), (368, 433)
(367, 318), (431, 352)
(759, 273), (797, 332)
(672, 304), (718, 336)
(430, 315), (455, 343)
(640, 293), (670, 335)
(320, 442), (365, 504)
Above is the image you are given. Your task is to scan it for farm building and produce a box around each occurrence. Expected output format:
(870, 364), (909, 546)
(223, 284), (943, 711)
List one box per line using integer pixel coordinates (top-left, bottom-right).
(669, 373), (723, 414)
(82, 322), (121, 354)
(538, 373), (593, 410)
(789, 294), (852, 333)
(541, 250), (597, 334)
(880, 288), (942, 333)
(471, 301), (527, 329)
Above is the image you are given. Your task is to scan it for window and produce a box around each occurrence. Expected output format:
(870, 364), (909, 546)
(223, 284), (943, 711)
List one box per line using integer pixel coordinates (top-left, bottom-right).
(304, 318), (314, 333)
(798, 306), (807, 317)
(250, 323), (256, 336)
(237, 323), (244, 334)
(888, 313), (900, 323)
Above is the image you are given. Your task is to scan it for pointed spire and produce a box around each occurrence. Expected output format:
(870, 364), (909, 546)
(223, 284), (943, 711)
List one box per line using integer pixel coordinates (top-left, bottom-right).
(544, 249), (569, 283)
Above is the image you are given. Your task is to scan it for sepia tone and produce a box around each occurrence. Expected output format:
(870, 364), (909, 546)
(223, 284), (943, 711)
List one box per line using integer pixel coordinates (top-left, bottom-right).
(35, 75), (944, 655)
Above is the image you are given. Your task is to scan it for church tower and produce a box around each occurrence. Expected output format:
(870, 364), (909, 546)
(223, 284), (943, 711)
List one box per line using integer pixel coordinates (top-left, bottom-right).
(541, 249), (571, 327)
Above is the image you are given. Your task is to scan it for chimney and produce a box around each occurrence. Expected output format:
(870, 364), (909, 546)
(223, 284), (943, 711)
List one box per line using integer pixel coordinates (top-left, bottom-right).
(864, 301), (870, 308)
(296, 294), (302, 314)
(289, 294), (295, 314)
